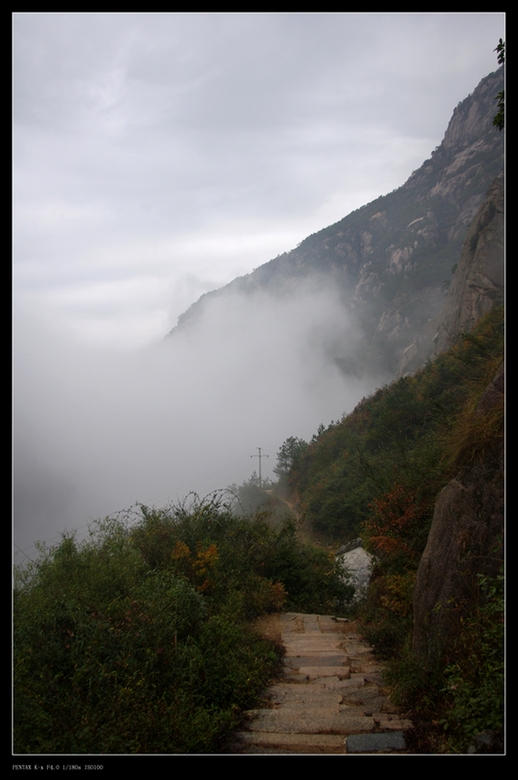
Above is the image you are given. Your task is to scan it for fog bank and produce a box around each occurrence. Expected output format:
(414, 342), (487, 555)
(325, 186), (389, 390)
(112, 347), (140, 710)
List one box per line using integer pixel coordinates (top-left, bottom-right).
(14, 278), (389, 560)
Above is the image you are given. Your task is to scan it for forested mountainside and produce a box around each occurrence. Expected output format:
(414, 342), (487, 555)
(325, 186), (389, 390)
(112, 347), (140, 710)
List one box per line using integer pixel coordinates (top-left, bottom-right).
(281, 305), (503, 540)
(276, 303), (504, 752)
(271, 156), (504, 753)
(258, 65), (504, 752)
(177, 64), (504, 751)
(169, 68), (503, 379)
(14, 64), (504, 755)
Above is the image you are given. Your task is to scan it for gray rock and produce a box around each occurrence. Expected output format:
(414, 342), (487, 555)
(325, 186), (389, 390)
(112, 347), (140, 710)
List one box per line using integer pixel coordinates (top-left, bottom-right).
(433, 174), (504, 357)
(337, 541), (374, 602)
(412, 362), (504, 661)
(346, 731), (406, 753)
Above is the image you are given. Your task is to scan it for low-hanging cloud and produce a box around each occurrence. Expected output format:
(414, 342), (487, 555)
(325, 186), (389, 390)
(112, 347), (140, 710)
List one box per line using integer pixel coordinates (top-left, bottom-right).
(13, 277), (389, 560)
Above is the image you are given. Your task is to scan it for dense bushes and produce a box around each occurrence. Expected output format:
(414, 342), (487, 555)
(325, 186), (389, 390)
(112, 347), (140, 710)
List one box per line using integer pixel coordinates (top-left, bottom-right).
(14, 498), (352, 753)
(437, 569), (504, 751)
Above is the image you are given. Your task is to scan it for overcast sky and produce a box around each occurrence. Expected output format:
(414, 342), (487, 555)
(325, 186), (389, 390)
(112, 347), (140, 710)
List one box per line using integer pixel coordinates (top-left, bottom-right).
(13, 13), (505, 558)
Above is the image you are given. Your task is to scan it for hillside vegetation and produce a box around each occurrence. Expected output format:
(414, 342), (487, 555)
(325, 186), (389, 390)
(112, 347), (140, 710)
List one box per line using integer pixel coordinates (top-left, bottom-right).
(14, 498), (351, 753)
(279, 305), (504, 752)
(286, 305), (503, 542)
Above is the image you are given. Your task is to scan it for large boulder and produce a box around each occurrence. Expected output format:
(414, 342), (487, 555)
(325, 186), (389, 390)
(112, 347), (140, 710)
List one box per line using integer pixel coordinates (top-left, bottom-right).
(336, 538), (375, 602)
(412, 362), (504, 660)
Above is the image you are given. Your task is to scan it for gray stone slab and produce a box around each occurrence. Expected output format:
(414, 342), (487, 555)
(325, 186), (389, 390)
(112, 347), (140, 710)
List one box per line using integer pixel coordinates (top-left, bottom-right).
(317, 677), (366, 690)
(283, 645), (343, 654)
(285, 635), (341, 643)
(341, 687), (391, 706)
(346, 731), (406, 753)
(234, 731), (346, 753)
(361, 672), (384, 684)
(264, 701), (342, 713)
(371, 713), (414, 730)
(285, 655), (346, 667)
(286, 634), (340, 641)
(266, 685), (343, 703)
(281, 673), (310, 683)
(296, 666), (351, 679)
(245, 708), (376, 734)
(317, 616), (342, 627)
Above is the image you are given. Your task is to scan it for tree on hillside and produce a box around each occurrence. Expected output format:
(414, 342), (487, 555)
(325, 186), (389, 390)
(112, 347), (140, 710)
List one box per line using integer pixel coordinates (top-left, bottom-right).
(493, 39), (505, 131)
(274, 437), (308, 480)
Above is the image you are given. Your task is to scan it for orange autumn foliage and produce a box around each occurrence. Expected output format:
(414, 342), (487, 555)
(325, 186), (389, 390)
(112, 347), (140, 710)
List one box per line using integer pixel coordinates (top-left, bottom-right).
(171, 540), (219, 593)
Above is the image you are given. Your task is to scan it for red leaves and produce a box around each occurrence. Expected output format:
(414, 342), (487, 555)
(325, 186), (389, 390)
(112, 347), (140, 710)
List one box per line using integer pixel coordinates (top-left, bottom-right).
(365, 483), (419, 559)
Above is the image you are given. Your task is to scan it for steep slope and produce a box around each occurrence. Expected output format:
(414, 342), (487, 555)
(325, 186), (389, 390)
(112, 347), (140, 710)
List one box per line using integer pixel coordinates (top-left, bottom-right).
(169, 68), (503, 379)
(279, 304), (504, 751)
(412, 362), (504, 661)
(280, 303), (503, 541)
(432, 173), (504, 356)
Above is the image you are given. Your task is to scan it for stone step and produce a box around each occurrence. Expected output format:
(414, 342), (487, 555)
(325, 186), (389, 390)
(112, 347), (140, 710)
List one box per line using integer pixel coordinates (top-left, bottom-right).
(232, 731), (348, 754)
(230, 612), (411, 754)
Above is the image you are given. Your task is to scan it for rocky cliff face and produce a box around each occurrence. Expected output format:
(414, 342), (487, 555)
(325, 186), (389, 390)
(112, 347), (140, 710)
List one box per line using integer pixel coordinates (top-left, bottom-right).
(432, 173), (504, 356)
(169, 68), (504, 380)
(411, 141), (505, 656)
(412, 361), (504, 661)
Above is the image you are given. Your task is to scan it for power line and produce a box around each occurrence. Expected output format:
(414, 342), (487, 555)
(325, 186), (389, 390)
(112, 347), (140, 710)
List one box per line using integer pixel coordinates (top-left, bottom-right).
(250, 447), (269, 488)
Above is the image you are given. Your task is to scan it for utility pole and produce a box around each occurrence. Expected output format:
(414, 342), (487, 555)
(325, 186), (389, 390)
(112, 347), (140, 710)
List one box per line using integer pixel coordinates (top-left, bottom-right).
(250, 447), (269, 488)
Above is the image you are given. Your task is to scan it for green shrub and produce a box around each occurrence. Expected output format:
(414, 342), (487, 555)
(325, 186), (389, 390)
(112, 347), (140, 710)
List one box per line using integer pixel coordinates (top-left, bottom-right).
(438, 570), (504, 752)
(14, 498), (351, 752)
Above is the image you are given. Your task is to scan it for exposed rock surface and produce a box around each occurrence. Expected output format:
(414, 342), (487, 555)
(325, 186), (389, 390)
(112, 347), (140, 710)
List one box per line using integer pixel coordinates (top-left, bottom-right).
(433, 173), (504, 356)
(412, 361), (504, 661)
(169, 69), (504, 380)
(336, 538), (374, 602)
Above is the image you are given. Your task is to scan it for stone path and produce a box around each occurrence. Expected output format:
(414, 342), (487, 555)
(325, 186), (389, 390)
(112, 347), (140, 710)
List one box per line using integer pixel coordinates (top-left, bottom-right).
(229, 612), (412, 754)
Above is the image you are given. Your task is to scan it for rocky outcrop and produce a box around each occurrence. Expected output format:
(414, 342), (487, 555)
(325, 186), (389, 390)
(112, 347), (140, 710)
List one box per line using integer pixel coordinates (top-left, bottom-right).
(336, 538), (374, 602)
(432, 174), (504, 356)
(412, 361), (504, 661)
(169, 69), (504, 380)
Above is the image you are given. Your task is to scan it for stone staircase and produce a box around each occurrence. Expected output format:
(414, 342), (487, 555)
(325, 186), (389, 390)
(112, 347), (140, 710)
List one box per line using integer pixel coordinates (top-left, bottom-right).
(229, 612), (412, 754)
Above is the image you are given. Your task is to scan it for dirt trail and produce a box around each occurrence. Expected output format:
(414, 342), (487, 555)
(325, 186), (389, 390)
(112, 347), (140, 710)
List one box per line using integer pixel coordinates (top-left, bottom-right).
(274, 493), (330, 547)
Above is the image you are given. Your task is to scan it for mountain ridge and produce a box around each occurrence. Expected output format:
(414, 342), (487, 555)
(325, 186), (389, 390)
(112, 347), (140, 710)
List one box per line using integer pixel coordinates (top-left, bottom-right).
(168, 67), (503, 379)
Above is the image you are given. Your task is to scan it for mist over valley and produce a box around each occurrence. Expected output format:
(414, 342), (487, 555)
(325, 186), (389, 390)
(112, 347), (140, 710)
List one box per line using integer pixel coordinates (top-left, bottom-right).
(13, 13), (504, 562)
(14, 278), (387, 558)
